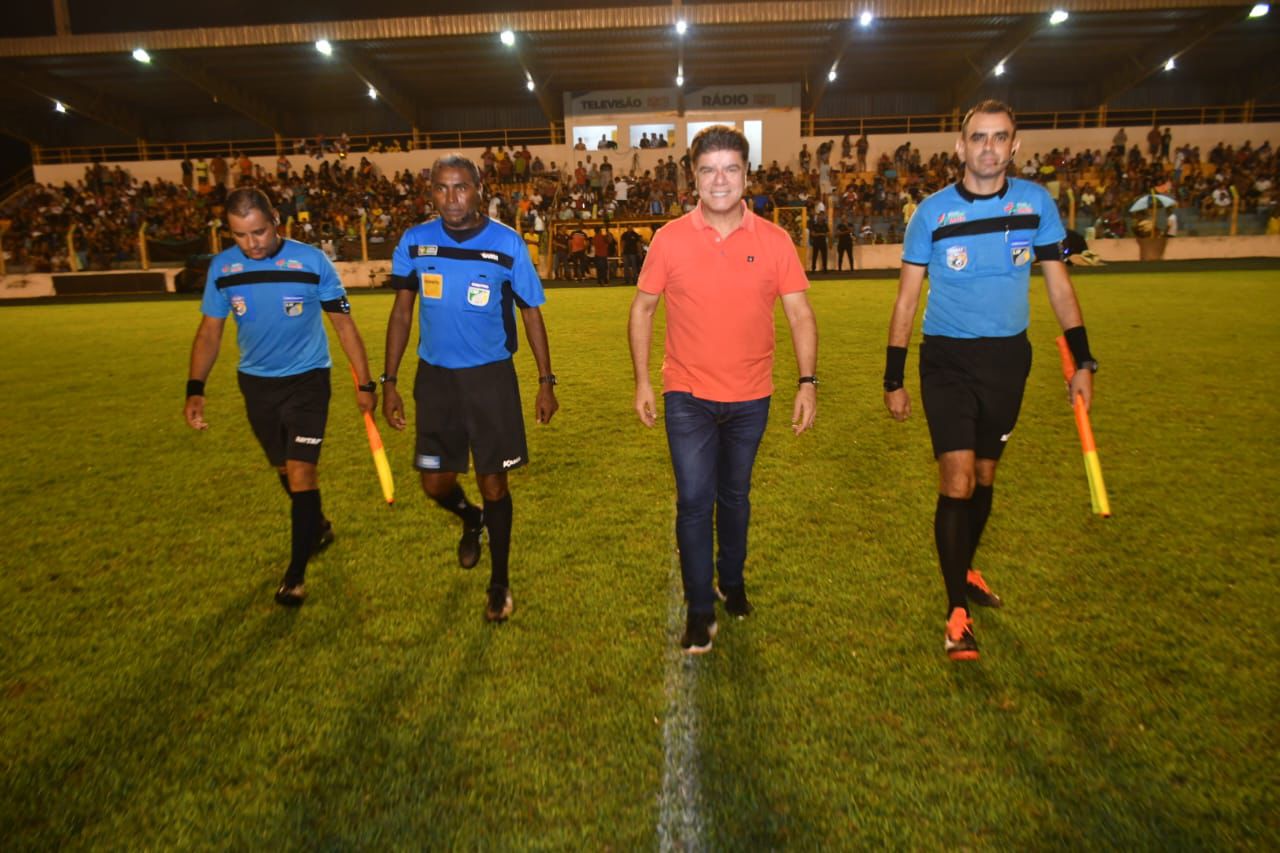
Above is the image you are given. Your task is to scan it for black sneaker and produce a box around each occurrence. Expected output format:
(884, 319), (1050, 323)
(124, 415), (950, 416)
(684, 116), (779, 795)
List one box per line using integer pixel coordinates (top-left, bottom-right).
(314, 519), (334, 554)
(485, 585), (513, 622)
(458, 517), (485, 569)
(716, 585), (753, 618)
(680, 611), (718, 655)
(274, 580), (306, 607)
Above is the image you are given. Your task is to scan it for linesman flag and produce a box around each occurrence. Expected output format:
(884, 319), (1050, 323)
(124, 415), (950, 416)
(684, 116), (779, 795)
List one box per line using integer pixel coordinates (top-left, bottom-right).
(1056, 336), (1111, 517)
(350, 365), (394, 506)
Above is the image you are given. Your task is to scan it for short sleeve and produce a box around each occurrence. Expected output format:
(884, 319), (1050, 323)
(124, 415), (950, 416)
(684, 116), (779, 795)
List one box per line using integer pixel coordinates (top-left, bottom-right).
(509, 237), (545, 309)
(774, 230), (809, 295)
(1034, 191), (1067, 248)
(316, 252), (345, 302)
(199, 264), (229, 318)
(637, 227), (669, 294)
(902, 205), (932, 266)
(390, 231), (415, 278)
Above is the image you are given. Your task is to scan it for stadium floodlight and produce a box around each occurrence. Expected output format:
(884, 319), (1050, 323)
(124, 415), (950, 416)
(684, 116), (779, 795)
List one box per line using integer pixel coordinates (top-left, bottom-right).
(1164, 57), (1176, 71)
(500, 29), (515, 46)
(1049, 10), (1069, 25)
(859, 11), (874, 27)
(827, 68), (838, 82)
(526, 78), (536, 92)
(675, 19), (688, 36)
(994, 61), (1006, 76)
(132, 47), (151, 64)
(367, 85), (378, 99)
(1248, 3), (1269, 18)
(54, 100), (67, 113)
(676, 73), (684, 87)
(315, 39), (333, 56)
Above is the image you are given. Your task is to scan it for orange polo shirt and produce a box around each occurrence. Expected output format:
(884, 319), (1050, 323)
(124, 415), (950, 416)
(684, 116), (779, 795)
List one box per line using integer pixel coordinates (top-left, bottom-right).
(639, 202), (809, 402)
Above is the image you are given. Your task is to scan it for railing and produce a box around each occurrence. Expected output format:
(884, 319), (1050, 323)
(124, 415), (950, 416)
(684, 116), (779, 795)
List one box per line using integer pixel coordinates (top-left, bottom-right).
(33, 124), (566, 166)
(809, 103), (1280, 137)
(0, 166), (36, 206)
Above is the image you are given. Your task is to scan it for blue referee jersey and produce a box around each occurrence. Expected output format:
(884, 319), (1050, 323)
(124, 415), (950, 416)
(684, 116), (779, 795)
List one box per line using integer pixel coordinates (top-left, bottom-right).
(903, 177), (1065, 338)
(200, 238), (347, 377)
(390, 217), (545, 369)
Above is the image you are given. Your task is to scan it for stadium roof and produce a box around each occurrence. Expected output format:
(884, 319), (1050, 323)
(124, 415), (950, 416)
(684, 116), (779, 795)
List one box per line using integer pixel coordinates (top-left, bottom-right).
(0, 1), (1277, 151)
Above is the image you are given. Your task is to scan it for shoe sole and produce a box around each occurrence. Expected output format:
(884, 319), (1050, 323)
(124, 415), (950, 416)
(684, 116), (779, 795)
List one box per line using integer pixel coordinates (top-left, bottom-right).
(947, 649), (979, 661)
(681, 620), (718, 655)
(274, 586), (306, 607)
(967, 585), (1003, 608)
(459, 526), (485, 569)
(485, 592), (513, 623)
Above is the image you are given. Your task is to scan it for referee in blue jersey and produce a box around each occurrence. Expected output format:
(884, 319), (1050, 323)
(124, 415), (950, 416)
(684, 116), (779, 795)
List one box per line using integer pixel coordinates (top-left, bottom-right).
(883, 101), (1098, 661)
(382, 155), (557, 623)
(185, 188), (377, 607)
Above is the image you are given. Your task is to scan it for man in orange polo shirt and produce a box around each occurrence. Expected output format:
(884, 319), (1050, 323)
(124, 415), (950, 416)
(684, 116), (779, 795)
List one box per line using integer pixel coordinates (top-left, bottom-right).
(628, 125), (818, 654)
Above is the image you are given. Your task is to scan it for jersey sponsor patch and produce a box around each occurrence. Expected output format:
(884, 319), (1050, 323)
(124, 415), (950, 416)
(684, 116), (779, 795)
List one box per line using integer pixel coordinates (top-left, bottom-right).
(946, 245), (968, 271)
(221, 262), (244, 274)
(420, 272), (443, 299)
(415, 245), (439, 257)
(283, 296), (304, 316)
(937, 211), (967, 226)
(275, 258), (305, 270)
(230, 295), (247, 317)
(1011, 240), (1031, 267)
(466, 281), (491, 307)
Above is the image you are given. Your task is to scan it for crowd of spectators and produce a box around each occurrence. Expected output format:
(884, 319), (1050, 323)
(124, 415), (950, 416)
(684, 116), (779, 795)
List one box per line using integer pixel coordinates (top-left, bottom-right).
(2, 128), (1275, 274)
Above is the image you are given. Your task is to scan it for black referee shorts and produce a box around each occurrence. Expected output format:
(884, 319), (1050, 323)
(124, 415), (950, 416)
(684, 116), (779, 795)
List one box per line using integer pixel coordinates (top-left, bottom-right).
(238, 368), (331, 467)
(413, 358), (528, 476)
(919, 332), (1031, 461)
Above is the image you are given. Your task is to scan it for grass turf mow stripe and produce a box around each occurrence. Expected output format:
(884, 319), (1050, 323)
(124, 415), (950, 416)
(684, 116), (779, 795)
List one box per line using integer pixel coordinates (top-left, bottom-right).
(658, 515), (707, 852)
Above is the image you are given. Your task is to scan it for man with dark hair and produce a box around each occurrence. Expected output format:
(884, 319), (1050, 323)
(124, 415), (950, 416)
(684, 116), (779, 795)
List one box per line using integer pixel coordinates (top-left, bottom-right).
(382, 155), (558, 623)
(629, 125), (818, 655)
(184, 187), (378, 606)
(883, 99), (1097, 661)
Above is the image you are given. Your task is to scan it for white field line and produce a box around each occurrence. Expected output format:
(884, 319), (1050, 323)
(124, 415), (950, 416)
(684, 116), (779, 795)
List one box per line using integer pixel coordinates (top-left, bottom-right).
(657, 514), (707, 852)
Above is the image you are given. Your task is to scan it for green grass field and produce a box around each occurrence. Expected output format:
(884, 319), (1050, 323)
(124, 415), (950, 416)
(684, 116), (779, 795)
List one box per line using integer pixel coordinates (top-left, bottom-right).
(1, 270), (1278, 849)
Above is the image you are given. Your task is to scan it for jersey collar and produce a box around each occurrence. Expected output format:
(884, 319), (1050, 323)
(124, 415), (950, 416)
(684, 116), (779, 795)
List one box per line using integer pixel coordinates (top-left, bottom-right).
(955, 179), (1011, 203)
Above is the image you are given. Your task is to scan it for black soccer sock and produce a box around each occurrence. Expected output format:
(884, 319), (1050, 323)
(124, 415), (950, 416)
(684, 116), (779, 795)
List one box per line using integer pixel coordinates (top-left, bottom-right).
(431, 483), (483, 528)
(968, 484), (994, 566)
(934, 494), (972, 616)
(285, 489), (322, 586)
(484, 494), (513, 590)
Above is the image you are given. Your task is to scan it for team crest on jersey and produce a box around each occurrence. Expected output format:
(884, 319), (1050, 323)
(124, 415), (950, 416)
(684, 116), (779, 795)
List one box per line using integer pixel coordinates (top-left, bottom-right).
(221, 262), (244, 274)
(230, 295), (247, 317)
(282, 296), (304, 316)
(415, 245), (439, 257)
(467, 281), (491, 307)
(946, 245), (968, 271)
(1010, 240), (1031, 267)
(275, 258), (305, 270)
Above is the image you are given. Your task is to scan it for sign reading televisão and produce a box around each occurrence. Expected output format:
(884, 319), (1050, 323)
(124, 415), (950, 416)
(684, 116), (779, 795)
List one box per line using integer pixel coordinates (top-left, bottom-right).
(566, 89), (677, 116)
(566, 83), (798, 117)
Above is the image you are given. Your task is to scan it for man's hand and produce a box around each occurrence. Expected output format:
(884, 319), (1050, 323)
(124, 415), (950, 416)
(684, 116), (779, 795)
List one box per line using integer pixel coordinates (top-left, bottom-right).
(535, 383), (558, 424)
(1067, 368), (1093, 412)
(383, 385), (407, 430)
(184, 395), (208, 431)
(885, 388), (911, 422)
(792, 384), (816, 434)
(634, 381), (656, 427)
(356, 388), (376, 415)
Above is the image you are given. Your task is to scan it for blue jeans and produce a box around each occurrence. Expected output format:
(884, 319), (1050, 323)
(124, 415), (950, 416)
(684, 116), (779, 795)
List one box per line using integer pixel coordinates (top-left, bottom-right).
(664, 392), (771, 615)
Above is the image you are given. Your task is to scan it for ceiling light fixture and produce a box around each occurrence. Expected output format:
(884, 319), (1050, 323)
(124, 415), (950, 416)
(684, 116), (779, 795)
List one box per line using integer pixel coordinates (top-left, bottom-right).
(315, 39), (333, 56)
(132, 48), (151, 63)
(500, 29), (515, 46)
(1049, 10), (1069, 25)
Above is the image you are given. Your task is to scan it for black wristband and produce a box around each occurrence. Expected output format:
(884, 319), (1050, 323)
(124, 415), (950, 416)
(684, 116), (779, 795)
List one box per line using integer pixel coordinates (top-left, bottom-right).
(1063, 326), (1094, 368)
(884, 345), (907, 387)
(186, 379), (205, 398)
(357, 381), (376, 393)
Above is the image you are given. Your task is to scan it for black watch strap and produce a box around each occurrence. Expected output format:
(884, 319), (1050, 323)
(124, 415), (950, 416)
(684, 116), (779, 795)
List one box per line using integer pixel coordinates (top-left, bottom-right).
(379, 373), (397, 384)
(539, 374), (558, 385)
(798, 375), (818, 387)
(357, 381), (377, 393)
